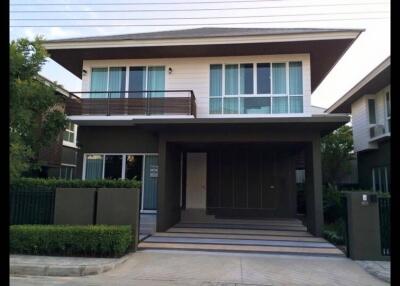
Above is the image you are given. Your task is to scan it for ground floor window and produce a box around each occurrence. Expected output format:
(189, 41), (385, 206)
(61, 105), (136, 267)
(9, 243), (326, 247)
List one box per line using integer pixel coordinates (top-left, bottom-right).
(83, 153), (158, 210)
(372, 166), (390, 193)
(47, 166), (76, 180)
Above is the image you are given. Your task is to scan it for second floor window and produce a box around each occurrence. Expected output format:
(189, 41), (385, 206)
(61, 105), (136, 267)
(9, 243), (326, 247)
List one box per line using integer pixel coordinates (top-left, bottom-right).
(90, 66), (165, 98)
(209, 61), (303, 115)
(368, 99), (376, 124)
(91, 67), (126, 98)
(385, 91), (391, 132)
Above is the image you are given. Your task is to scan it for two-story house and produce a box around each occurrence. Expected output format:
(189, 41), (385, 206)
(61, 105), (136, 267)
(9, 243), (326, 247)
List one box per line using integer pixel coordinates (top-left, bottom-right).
(44, 27), (362, 236)
(36, 75), (79, 179)
(327, 57), (390, 193)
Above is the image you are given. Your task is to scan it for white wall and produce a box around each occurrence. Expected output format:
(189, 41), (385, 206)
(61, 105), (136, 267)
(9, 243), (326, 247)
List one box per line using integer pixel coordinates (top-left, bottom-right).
(351, 85), (390, 152)
(81, 53), (312, 118)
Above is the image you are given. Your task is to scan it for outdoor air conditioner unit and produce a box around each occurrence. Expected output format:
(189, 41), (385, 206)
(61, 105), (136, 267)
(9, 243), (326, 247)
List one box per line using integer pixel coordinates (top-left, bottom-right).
(369, 124), (385, 138)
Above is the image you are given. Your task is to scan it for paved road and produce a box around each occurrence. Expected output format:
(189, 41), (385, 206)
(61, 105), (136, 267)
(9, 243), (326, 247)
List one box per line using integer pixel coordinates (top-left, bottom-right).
(10, 250), (388, 286)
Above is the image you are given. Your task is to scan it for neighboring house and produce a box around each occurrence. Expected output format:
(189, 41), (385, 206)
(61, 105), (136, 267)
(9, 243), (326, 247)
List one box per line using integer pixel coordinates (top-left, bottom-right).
(326, 57), (390, 193)
(36, 75), (80, 179)
(44, 27), (362, 236)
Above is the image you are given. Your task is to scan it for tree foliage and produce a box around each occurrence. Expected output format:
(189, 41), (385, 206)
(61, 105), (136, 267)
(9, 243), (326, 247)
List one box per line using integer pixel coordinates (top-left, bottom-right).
(10, 37), (67, 179)
(321, 125), (354, 185)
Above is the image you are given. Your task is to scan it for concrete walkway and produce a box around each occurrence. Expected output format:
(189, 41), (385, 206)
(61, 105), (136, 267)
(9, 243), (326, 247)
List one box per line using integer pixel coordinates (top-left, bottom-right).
(10, 254), (131, 276)
(356, 260), (391, 283)
(11, 250), (388, 285)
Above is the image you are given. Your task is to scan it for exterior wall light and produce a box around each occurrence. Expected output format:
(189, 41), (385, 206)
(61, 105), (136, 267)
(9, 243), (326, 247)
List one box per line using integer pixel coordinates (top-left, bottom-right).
(168, 67), (173, 74)
(82, 69), (87, 76)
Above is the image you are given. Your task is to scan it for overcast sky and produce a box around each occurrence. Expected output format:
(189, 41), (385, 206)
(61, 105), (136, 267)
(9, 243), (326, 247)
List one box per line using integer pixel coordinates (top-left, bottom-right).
(10, 0), (390, 108)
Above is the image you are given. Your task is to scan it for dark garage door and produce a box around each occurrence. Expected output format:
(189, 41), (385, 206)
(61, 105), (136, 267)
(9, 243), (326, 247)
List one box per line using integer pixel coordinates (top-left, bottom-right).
(206, 143), (297, 218)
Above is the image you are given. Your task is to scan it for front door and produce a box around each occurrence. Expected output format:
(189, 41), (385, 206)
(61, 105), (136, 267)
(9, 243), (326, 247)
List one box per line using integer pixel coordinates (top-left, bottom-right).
(186, 152), (207, 209)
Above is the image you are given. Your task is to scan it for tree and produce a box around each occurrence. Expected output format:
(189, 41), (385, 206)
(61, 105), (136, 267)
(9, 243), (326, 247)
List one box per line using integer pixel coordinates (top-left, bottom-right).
(10, 37), (67, 179)
(321, 125), (354, 185)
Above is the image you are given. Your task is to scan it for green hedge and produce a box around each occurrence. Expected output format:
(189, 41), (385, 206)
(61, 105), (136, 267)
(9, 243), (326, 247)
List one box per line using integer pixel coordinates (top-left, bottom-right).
(11, 177), (141, 192)
(323, 220), (345, 245)
(10, 225), (132, 257)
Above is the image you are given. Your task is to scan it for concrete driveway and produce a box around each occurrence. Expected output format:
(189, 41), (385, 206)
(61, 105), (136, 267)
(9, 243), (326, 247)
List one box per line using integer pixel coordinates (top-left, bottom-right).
(11, 250), (388, 286)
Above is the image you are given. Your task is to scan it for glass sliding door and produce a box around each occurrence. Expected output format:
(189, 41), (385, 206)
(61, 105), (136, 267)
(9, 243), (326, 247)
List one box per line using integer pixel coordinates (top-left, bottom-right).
(147, 66), (165, 98)
(108, 67), (126, 98)
(125, 155), (143, 180)
(104, 155), (123, 179)
(85, 155), (104, 179)
(90, 68), (108, 98)
(129, 67), (146, 98)
(143, 155), (158, 210)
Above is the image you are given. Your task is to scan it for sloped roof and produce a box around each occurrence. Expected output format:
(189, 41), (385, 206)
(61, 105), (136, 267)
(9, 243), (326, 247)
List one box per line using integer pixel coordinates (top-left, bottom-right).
(46, 27), (362, 43)
(326, 56), (390, 114)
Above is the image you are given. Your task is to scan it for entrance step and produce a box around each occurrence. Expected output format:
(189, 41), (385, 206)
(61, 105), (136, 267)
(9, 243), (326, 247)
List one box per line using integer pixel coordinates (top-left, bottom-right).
(180, 209), (215, 223)
(138, 218), (345, 257)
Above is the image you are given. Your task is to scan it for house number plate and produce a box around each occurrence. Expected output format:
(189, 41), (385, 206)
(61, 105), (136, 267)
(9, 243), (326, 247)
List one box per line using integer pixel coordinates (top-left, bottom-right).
(150, 165), (158, 177)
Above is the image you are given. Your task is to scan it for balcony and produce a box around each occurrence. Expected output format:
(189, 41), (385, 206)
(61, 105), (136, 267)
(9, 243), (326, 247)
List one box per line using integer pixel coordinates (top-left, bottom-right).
(65, 90), (196, 117)
(369, 124), (390, 142)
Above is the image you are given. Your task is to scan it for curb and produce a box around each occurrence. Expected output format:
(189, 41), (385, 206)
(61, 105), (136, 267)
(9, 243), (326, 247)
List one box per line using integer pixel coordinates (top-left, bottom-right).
(362, 266), (390, 283)
(10, 254), (131, 277)
(356, 261), (390, 284)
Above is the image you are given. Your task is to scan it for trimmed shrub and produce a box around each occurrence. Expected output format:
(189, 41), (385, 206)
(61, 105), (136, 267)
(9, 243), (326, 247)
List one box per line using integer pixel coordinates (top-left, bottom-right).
(323, 220), (345, 245)
(10, 177), (141, 192)
(10, 225), (132, 257)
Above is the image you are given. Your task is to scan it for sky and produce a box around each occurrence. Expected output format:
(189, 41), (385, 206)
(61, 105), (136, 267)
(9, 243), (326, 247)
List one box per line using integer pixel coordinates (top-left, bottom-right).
(9, 0), (390, 109)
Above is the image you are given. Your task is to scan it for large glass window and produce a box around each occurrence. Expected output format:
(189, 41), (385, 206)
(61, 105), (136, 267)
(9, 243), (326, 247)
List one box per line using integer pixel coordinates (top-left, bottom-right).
(125, 155), (143, 180)
(63, 121), (76, 144)
(240, 97), (270, 114)
(272, 97), (288, 113)
(290, 96), (303, 113)
(104, 155), (123, 179)
(372, 166), (390, 193)
(90, 67), (126, 98)
(385, 91), (391, 132)
(147, 66), (165, 98)
(368, 99), (376, 124)
(272, 63), (286, 94)
(257, 63), (271, 94)
(225, 64), (238, 95)
(84, 153), (159, 210)
(209, 61), (303, 115)
(108, 67), (126, 98)
(240, 63), (253, 94)
(128, 67), (146, 98)
(143, 155), (158, 210)
(224, 97), (238, 114)
(90, 68), (108, 98)
(209, 64), (222, 114)
(85, 155), (104, 179)
(289, 62), (303, 95)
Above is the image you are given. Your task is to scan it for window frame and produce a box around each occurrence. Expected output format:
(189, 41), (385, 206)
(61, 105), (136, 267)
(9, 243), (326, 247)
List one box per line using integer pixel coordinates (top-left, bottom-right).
(385, 90), (391, 133)
(63, 122), (78, 148)
(209, 60), (304, 115)
(89, 65), (166, 99)
(82, 152), (159, 212)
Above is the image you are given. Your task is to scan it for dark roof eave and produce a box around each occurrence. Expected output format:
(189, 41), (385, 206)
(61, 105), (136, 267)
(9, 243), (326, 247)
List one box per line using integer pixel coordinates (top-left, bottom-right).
(44, 27), (364, 44)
